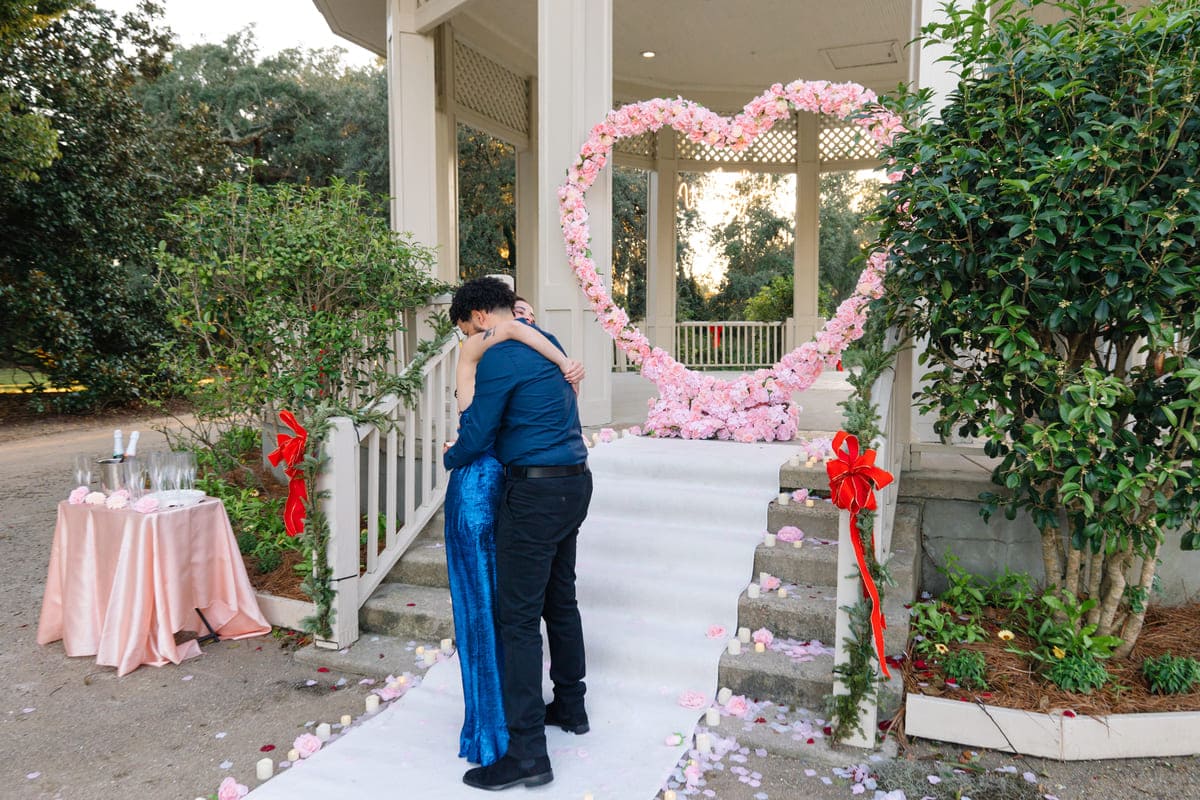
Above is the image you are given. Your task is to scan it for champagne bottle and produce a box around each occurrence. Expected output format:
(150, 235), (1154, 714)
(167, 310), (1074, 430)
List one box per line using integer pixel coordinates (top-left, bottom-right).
(125, 431), (140, 459)
(113, 429), (125, 462)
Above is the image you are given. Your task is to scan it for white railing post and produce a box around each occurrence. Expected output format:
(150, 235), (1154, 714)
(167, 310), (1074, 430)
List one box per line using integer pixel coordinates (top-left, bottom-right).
(315, 415), (361, 649)
(832, 508), (878, 748)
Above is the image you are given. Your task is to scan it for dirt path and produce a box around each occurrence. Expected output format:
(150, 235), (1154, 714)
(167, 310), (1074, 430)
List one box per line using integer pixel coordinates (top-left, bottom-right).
(0, 414), (385, 800)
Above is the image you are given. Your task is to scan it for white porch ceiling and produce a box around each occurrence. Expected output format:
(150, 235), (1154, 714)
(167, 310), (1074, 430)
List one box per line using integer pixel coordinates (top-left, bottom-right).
(314, 0), (915, 100)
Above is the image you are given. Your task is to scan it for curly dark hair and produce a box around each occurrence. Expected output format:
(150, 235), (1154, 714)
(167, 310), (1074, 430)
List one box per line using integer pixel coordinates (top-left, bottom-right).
(449, 277), (516, 323)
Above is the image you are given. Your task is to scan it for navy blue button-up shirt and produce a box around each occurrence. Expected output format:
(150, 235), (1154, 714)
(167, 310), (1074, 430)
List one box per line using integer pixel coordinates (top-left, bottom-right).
(443, 328), (587, 470)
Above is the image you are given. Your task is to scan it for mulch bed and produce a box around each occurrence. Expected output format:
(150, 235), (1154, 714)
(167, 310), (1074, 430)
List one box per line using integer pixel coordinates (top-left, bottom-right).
(902, 603), (1200, 717)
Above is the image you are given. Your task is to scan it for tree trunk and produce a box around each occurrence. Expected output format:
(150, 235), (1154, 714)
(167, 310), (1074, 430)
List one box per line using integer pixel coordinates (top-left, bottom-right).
(1114, 544), (1162, 658)
(1064, 546), (1083, 598)
(1084, 546), (1105, 626)
(1096, 545), (1132, 637)
(1041, 526), (1063, 590)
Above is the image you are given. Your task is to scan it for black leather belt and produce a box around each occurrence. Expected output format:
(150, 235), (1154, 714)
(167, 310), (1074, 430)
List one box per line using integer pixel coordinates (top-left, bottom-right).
(506, 463), (588, 479)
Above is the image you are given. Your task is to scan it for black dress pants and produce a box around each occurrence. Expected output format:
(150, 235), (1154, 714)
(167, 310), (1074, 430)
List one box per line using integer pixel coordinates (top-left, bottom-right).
(494, 469), (593, 761)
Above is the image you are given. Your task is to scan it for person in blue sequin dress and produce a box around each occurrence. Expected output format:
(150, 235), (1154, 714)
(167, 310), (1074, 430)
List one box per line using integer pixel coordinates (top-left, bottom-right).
(444, 317), (583, 767)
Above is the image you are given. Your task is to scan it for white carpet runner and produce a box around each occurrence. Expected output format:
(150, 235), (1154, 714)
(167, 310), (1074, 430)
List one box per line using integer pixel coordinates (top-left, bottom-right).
(250, 436), (785, 799)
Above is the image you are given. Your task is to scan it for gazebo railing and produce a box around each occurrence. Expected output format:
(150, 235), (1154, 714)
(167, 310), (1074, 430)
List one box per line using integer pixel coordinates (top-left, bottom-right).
(613, 319), (792, 371)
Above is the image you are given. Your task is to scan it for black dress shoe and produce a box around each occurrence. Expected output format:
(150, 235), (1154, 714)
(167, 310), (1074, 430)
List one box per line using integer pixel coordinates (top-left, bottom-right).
(463, 755), (553, 791)
(545, 700), (590, 735)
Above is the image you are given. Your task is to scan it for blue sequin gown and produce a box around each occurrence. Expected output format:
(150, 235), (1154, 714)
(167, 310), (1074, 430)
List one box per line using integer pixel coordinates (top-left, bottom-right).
(443, 406), (509, 766)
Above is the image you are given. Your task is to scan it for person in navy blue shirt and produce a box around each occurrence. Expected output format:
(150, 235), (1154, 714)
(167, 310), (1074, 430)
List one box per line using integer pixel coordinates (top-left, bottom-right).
(444, 278), (592, 792)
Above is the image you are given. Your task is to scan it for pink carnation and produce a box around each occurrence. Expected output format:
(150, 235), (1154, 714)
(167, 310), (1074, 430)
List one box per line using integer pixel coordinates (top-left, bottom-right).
(752, 628), (774, 646)
(678, 690), (708, 709)
(68, 486), (88, 504)
(724, 694), (749, 717)
(293, 732), (322, 759)
(217, 777), (248, 800)
(706, 625), (727, 639)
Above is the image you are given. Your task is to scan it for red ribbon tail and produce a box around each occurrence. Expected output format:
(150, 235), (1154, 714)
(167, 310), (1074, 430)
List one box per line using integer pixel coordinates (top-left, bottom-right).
(283, 479), (308, 536)
(848, 511), (891, 679)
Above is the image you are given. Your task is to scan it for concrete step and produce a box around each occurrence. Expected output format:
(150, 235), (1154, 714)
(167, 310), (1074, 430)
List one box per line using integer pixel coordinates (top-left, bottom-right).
(779, 461), (832, 493)
(737, 585), (911, 657)
(767, 499), (839, 539)
(717, 647), (835, 711)
(359, 582), (455, 640)
(383, 531), (449, 589)
(295, 632), (432, 679)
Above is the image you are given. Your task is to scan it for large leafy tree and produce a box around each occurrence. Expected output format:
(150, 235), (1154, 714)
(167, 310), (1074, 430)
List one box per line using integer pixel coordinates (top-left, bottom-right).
(136, 30), (388, 192)
(0, 0), (76, 182)
(875, 0), (1200, 654)
(0, 1), (226, 407)
(457, 123), (516, 280)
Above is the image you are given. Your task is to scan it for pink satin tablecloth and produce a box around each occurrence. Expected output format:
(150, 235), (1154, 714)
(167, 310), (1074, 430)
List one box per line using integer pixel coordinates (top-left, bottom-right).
(37, 498), (271, 676)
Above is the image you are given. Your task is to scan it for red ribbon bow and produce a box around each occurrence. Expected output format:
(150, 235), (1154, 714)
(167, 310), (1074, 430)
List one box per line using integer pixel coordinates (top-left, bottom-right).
(826, 430), (894, 678)
(267, 410), (308, 536)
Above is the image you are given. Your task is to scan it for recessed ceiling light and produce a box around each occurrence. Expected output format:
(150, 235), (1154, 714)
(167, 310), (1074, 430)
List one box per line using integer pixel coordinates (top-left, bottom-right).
(641, 50), (656, 58)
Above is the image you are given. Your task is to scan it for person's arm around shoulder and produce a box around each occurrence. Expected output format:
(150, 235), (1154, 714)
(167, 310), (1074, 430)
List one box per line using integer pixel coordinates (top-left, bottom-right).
(443, 349), (514, 470)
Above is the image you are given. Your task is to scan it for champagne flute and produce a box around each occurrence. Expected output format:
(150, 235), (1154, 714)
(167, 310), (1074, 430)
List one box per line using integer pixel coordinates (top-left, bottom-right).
(73, 454), (93, 488)
(122, 460), (146, 500)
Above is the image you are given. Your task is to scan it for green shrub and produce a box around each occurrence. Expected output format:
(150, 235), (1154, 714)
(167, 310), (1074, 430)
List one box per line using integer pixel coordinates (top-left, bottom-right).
(941, 649), (988, 690)
(1045, 652), (1109, 694)
(1142, 653), (1200, 695)
(938, 554), (987, 617)
(875, 0), (1200, 657)
(910, 601), (987, 656)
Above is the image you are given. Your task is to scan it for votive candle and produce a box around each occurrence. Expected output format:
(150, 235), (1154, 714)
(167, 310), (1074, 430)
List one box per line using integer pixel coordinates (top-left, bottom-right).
(256, 758), (273, 780)
(793, 539), (804, 549)
(737, 627), (751, 644)
(805, 499), (815, 507)
(747, 583), (760, 599)
(365, 694), (381, 713)
(340, 714), (352, 727)
(315, 722), (332, 742)
(726, 639), (741, 656)
(755, 642), (766, 653)
(778, 587), (788, 599)
(777, 492), (789, 505)
(664, 791), (678, 800)
(441, 637), (454, 653)
(764, 532), (776, 547)
(705, 707), (720, 726)
(717, 687), (733, 705)
(695, 733), (711, 753)
(286, 748), (300, 763)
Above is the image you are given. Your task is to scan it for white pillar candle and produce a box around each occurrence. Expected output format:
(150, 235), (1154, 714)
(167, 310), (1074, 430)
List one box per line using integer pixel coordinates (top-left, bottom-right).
(747, 583), (760, 599)
(726, 639), (741, 655)
(441, 637), (454, 653)
(287, 748), (300, 763)
(737, 627), (751, 644)
(788, 455), (802, 467)
(805, 498), (815, 507)
(664, 792), (677, 800)
(764, 532), (776, 547)
(315, 722), (332, 742)
(759, 571), (769, 585)
(705, 707), (720, 727)
(340, 714), (352, 727)
(695, 733), (711, 753)
(793, 539), (804, 549)
(592, 432), (601, 445)
(778, 587), (789, 599)
(754, 641), (766, 653)
(422, 649), (438, 667)
(365, 694), (381, 713)
(256, 758), (274, 780)
(717, 687), (733, 705)
(777, 492), (789, 505)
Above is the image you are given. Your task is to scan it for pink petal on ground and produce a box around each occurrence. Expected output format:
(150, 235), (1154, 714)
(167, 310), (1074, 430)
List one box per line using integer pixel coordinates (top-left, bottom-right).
(26, 772), (40, 780)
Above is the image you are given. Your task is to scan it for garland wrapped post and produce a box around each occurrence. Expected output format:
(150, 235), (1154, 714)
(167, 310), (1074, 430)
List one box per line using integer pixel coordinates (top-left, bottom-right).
(826, 430), (894, 677)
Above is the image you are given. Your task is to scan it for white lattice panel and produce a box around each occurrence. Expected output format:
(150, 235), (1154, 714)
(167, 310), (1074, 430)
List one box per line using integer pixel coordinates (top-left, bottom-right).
(676, 113), (798, 166)
(615, 131), (656, 159)
(819, 115), (877, 163)
(454, 40), (528, 136)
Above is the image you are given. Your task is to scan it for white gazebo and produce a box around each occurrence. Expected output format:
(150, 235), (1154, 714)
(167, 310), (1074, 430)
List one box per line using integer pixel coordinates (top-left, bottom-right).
(312, 0), (957, 433)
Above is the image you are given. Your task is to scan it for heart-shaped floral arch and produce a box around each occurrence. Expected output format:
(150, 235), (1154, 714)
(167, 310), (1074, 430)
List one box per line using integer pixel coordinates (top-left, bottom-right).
(558, 80), (903, 442)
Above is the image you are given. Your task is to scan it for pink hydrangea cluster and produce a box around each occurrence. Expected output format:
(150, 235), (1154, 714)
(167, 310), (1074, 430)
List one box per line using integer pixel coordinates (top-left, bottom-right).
(68, 486), (89, 505)
(557, 82), (901, 442)
(217, 777), (248, 800)
(776, 526), (804, 543)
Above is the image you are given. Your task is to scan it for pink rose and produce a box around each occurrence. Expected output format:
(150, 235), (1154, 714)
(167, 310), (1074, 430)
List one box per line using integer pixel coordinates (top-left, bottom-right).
(684, 761), (704, 785)
(705, 625), (727, 639)
(68, 486), (88, 505)
(217, 777), (248, 800)
(752, 628), (774, 646)
(105, 489), (130, 510)
(664, 732), (684, 746)
(725, 694), (749, 717)
(761, 575), (781, 592)
(776, 526), (804, 543)
(293, 732), (322, 759)
(84, 491), (107, 505)
(678, 690), (708, 709)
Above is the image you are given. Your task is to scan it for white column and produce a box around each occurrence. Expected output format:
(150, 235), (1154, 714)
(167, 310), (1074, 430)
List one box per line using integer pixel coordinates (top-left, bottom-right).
(385, 0), (442, 266)
(905, 0), (969, 455)
(537, 0), (613, 426)
(434, 25), (459, 284)
(515, 79), (539, 307)
(792, 113), (820, 343)
(644, 128), (677, 352)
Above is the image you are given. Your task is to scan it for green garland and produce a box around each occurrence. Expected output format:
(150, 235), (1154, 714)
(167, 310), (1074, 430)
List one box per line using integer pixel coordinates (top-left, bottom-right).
(295, 324), (457, 640)
(825, 311), (902, 744)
